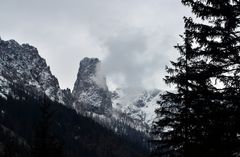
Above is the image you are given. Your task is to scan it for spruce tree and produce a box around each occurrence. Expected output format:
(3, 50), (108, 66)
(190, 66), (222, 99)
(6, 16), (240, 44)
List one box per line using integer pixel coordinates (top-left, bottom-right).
(151, 0), (240, 156)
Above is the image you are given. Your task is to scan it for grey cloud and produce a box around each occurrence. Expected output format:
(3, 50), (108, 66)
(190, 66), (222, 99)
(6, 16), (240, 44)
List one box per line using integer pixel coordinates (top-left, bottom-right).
(0, 0), (190, 90)
(102, 29), (148, 88)
(102, 29), (179, 89)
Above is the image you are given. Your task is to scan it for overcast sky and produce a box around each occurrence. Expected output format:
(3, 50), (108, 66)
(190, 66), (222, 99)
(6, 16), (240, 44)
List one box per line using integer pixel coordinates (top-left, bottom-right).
(0, 0), (191, 90)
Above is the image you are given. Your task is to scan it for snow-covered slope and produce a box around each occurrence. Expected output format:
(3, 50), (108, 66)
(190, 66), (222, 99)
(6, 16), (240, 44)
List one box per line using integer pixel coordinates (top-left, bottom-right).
(112, 88), (161, 131)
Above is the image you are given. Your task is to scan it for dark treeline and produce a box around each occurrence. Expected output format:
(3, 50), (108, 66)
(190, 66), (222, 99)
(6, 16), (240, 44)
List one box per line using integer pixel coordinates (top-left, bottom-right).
(151, 0), (240, 157)
(0, 85), (148, 157)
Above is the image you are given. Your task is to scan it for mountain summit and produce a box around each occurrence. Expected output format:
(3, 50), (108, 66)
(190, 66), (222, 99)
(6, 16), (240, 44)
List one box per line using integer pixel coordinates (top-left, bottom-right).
(72, 57), (112, 115)
(0, 38), (71, 104)
(71, 57), (161, 133)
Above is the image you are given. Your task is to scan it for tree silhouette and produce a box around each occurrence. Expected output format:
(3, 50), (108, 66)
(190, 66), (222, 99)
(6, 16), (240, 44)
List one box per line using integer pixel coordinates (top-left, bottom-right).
(31, 96), (63, 157)
(152, 0), (240, 156)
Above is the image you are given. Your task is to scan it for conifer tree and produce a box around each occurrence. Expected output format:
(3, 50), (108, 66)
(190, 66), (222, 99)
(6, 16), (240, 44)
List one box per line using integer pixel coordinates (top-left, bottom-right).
(151, 1), (240, 156)
(32, 96), (63, 157)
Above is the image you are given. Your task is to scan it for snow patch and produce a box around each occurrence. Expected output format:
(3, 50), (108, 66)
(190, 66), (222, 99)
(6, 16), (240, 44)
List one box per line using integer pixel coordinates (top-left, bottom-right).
(0, 93), (7, 100)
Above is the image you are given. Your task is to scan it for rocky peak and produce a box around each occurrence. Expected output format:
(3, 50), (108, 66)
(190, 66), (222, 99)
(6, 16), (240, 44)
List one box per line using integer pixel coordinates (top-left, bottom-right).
(0, 38), (68, 104)
(72, 57), (112, 115)
(78, 57), (99, 78)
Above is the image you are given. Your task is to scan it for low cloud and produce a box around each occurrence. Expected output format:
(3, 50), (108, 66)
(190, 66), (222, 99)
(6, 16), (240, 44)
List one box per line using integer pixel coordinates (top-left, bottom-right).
(102, 28), (180, 90)
(0, 0), (190, 90)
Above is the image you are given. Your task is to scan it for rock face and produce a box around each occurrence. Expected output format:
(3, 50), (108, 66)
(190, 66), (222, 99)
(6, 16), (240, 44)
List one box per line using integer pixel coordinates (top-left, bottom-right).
(0, 38), (71, 104)
(72, 58), (112, 115)
(71, 58), (160, 133)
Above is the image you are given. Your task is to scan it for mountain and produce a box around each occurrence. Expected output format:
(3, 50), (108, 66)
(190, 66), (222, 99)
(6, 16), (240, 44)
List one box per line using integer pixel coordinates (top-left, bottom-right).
(0, 38), (148, 157)
(0, 37), (161, 155)
(72, 58), (112, 116)
(0, 38), (160, 134)
(0, 38), (72, 105)
(71, 57), (160, 134)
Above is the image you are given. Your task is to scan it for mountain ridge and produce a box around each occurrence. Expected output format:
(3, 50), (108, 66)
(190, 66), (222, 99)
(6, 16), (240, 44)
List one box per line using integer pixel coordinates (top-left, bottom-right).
(0, 37), (160, 140)
(0, 38), (71, 105)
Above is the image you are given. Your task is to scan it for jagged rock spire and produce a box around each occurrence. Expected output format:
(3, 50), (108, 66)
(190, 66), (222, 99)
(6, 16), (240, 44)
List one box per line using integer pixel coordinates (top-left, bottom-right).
(72, 57), (112, 115)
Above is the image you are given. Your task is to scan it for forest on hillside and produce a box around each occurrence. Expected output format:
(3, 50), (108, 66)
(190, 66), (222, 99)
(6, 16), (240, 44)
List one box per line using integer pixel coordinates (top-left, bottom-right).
(0, 88), (148, 157)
